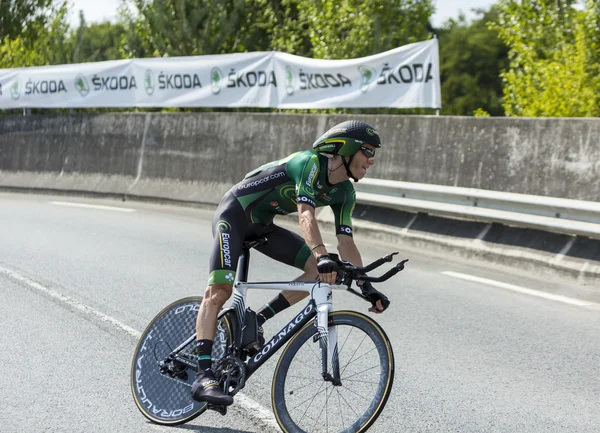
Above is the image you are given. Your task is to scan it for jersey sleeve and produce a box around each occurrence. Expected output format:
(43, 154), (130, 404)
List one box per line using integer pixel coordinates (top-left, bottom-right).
(287, 151), (320, 208)
(330, 185), (356, 236)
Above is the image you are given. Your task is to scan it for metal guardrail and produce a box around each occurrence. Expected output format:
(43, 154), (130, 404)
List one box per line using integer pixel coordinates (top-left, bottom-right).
(355, 179), (600, 239)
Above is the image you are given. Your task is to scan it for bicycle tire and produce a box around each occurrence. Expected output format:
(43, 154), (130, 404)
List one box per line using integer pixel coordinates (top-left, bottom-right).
(130, 297), (233, 425)
(272, 311), (394, 433)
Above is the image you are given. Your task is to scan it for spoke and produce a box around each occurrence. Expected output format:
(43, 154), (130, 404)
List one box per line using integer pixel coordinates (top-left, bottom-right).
(286, 377), (326, 395)
(342, 364), (381, 381)
(339, 333), (368, 378)
(336, 387), (346, 429)
(341, 377), (379, 385)
(294, 379), (326, 420)
(336, 386), (360, 417)
(311, 382), (336, 433)
(337, 384), (374, 402)
(341, 346), (378, 370)
(336, 325), (353, 357)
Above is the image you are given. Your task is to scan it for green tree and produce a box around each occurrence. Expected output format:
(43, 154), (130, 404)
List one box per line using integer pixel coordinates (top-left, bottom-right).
(492, 0), (600, 117)
(0, 0), (54, 43)
(302, 0), (434, 59)
(69, 12), (125, 62)
(437, 8), (508, 116)
(0, 1), (71, 68)
(120, 0), (283, 57)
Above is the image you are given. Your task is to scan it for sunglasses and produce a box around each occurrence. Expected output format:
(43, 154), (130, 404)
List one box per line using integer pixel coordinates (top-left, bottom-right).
(359, 146), (376, 158)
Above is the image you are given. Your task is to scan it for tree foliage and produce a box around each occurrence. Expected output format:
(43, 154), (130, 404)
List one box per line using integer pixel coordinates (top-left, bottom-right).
(119, 0), (434, 59)
(437, 8), (507, 116)
(0, 0), (70, 68)
(492, 0), (600, 117)
(303, 0), (433, 59)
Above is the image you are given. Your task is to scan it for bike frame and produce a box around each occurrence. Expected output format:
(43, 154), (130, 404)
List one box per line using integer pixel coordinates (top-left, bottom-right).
(224, 244), (344, 382)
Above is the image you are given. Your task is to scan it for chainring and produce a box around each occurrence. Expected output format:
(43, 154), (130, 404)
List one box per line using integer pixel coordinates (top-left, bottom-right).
(215, 355), (246, 395)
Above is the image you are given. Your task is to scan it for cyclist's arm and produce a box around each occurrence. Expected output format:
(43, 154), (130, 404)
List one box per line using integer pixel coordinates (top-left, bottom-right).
(298, 203), (328, 258)
(337, 234), (363, 266)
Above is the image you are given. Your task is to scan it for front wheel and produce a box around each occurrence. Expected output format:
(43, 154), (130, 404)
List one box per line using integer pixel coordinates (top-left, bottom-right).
(272, 311), (394, 433)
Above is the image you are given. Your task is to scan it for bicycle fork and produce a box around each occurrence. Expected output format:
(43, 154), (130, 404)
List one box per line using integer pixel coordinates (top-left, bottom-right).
(314, 286), (342, 386)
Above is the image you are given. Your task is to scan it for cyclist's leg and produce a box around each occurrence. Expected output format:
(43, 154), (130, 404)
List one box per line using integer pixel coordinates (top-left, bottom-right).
(192, 193), (246, 406)
(253, 224), (317, 320)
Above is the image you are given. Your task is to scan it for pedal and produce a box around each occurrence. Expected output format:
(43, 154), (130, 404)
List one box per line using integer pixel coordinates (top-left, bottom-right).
(207, 404), (227, 416)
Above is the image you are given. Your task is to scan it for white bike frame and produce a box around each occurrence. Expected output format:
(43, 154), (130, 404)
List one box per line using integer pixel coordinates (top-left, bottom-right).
(225, 243), (345, 381)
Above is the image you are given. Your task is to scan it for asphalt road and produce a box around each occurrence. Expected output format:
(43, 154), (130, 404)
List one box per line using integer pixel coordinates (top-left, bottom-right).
(1, 192), (599, 433)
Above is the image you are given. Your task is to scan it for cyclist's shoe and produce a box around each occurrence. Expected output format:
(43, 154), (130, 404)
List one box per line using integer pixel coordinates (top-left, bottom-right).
(191, 369), (233, 406)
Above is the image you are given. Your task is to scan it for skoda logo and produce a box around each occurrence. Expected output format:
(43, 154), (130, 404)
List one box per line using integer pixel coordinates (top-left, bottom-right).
(144, 70), (155, 96)
(74, 74), (90, 97)
(285, 65), (294, 96)
(10, 80), (20, 100)
(211, 67), (223, 94)
(358, 65), (376, 93)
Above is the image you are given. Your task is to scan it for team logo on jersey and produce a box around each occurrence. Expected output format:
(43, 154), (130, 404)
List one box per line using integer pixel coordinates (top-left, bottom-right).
(270, 201), (279, 207)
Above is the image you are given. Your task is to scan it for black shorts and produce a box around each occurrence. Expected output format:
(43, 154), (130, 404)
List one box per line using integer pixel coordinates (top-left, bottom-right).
(208, 191), (312, 285)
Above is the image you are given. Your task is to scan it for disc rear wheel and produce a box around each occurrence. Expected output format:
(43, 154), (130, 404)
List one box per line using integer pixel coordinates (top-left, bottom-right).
(130, 297), (233, 425)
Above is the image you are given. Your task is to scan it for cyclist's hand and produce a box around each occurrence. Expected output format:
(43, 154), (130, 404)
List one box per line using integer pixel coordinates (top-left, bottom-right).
(317, 255), (338, 285)
(360, 281), (390, 314)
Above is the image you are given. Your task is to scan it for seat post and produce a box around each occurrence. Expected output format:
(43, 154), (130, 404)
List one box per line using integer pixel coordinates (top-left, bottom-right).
(236, 247), (251, 283)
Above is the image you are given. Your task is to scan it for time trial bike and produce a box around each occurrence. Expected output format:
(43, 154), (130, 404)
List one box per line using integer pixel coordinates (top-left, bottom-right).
(131, 236), (408, 433)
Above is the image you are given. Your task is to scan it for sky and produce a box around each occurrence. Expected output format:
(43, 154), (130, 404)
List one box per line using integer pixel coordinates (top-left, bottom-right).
(67, 0), (499, 29)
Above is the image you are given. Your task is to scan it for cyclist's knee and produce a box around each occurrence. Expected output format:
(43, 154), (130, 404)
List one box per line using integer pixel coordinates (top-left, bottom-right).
(203, 283), (233, 309)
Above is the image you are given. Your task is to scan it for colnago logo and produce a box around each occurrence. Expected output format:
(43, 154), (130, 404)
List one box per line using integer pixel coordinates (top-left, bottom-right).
(252, 303), (314, 363)
(237, 172), (285, 190)
(221, 233), (232, 267)
(305, 163), (317, 189)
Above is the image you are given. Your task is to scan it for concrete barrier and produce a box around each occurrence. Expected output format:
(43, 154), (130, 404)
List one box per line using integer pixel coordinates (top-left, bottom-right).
(1, 112), (599, 283)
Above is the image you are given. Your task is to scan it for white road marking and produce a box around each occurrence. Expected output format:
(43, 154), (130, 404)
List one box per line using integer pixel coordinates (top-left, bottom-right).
(51, 201), (136, 212)
(0, 265), (280, 431)
(443, 271), (599, 309)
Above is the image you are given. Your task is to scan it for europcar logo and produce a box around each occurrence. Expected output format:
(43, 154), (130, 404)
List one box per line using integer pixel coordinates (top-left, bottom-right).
(211, 67), (223, 94)
(75, 74), (90, 97)
(216, 220), (231, 232)
(366, 127), (377, 136)
(285, 65), (294, 95)
(11, 80), (20, 100)
(144, 70), (154, 96)
(358, 65), (376, 93)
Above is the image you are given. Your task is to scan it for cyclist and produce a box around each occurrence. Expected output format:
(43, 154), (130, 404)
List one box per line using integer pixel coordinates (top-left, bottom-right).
(192, 120), (390, 406)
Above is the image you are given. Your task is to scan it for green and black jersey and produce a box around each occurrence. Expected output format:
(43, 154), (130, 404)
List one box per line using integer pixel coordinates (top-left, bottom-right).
(208, 150), (356, 285)
(231, 149), (356, 235)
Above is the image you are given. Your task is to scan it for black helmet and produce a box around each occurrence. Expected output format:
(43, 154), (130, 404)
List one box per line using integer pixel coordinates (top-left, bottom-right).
(313, 120), (381, 156)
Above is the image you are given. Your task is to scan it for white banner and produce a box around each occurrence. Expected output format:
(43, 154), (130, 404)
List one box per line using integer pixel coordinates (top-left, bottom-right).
(0, 40), (440, 109)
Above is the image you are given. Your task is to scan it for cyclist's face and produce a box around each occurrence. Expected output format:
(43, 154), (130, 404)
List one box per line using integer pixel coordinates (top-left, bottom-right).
(350, 143), (376, 180)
